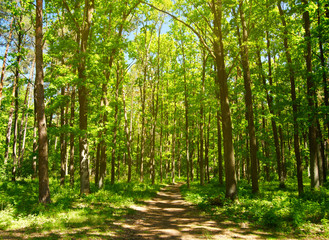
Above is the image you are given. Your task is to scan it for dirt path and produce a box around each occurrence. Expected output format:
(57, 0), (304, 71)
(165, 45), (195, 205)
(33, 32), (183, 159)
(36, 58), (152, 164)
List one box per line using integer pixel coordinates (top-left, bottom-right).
(0, 183), (280, 239)
(116, 183), (276, 240)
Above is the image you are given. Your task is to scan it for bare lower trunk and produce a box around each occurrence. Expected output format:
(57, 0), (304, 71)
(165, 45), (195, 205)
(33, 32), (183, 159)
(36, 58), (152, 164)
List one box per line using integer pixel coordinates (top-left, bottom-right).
(70, 86), (75, 187)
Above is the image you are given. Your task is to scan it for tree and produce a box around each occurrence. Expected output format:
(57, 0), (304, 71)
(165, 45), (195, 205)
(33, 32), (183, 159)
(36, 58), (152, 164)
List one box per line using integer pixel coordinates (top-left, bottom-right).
(35, 0), (50, 204)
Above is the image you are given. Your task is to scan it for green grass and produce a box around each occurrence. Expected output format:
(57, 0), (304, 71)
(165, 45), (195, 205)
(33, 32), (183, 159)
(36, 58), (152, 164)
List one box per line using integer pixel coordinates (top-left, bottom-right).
(180, 178), (329, 238)
(0, 177), (163, 236)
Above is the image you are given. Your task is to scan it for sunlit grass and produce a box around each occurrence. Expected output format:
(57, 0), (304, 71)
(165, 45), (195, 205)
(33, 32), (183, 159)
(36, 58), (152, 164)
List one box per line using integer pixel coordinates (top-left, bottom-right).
(0, 177), (163, 233)
(181, 178), (329, 237)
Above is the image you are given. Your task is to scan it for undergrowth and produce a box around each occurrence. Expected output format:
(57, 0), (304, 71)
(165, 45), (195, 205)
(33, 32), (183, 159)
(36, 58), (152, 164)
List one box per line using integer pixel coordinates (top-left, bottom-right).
(0, 177), (163, 232)
(181, 178), (329, 238)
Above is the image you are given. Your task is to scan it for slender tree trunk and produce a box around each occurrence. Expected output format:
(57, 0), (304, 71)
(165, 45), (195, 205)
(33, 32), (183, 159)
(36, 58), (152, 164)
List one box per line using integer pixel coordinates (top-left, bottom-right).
(199, 51), (206, 186)
(60, 87), (66, 186)
(171, 99), (177, 184)
(98, 83), (108, 188)
(32, 118), (38, 179)
(123, 89), (133, 182)
(10, 21), (23, 181)
(317, 1), (328, 183)
(36, 0), (51, 203)
(277, 2), (303, 194)
(111, 75), (119, 185)
(182, 43), (190, 188)
(205, 109), (211, 183)
(140, 72), (146, 183)
(212, 0), (237, 199)
(18, 60), (35, 169)
(235, 4), (259, 193)
(0, 17), (14, 106)
(70, 86), (75, 187)
(302, 0), (319, 189)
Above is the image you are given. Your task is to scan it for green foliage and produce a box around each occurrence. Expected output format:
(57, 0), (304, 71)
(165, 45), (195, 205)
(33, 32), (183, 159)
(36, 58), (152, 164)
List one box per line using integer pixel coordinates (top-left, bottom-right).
(181, 179), (329, 236)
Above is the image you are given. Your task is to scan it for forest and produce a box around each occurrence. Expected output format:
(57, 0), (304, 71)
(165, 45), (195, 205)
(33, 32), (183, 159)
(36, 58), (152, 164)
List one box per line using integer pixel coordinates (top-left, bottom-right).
(0, 0), (329, 238)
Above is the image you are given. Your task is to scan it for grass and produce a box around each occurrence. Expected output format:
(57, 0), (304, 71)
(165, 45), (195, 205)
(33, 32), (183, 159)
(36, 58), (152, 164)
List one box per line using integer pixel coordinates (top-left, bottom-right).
(0, 177), (163, 237)
(180, 178), (329, 238)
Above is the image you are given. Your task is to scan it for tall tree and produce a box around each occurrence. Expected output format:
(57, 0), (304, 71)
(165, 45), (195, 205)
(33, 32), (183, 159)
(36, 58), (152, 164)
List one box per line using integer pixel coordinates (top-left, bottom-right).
(35, 0), (50, 204)
(302, 0), (319, 189)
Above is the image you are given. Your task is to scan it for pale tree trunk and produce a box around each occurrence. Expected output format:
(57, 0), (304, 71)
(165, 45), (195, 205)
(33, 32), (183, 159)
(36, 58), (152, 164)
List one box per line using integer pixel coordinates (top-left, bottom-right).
(18, 60), (35, 169)
(0, 17), (14, 106)
(36, 0), (51, 204)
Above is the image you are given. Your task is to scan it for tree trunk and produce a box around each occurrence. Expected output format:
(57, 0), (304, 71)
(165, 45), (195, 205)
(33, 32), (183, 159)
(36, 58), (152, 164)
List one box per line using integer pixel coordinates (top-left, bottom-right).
(205, 109), (211, 183)
(182, 42), (190, 188)
(18, 60), (35, 169)
(302, 0), (319, 189)
(111, 74), (120, 185)
(199, 50), (206, 186)
(0, 17), (14, 107)
(78, 0), (94, 195)
(60, 87), (67, 186)
(317, 1), (328, 183)
(235, 4), (259, 193)
(277, 2), (303, 194)
(123, 89), (133, 183)
(12, 26), (23, 181)
(171, 99), (177, 184)
(69, 86), (75, 187)
(212, 0), (237, 199)
(36, 0), (51, 203)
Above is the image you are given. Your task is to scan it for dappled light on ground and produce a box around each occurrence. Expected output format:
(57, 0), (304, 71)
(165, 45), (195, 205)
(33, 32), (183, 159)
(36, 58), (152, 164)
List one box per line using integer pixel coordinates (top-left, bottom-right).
(116, 183), (277, 239)
(0, 183), (283, 239)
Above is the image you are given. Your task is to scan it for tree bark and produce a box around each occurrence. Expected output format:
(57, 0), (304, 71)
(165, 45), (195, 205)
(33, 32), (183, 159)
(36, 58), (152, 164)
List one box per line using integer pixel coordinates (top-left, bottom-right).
(235, 4), (259, 193)
(302, 0), (319, 189)
(123, 89), (133, 183)
(60, 87), (67, 186)
(36, 0), (51, 204)
(211, 0), (237, 199)
(78, 0), (94, 195)
(18, 60), (35, 169)
(199, 51), (206, 186)
(69, 86), (75, 187)
(12, 23), (23, 181)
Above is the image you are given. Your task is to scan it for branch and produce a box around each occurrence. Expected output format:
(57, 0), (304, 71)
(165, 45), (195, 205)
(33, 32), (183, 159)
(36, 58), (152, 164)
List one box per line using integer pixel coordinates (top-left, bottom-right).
(188, 0), (214, 32)
(140, 1), (215, 59)
(62, 0), (80, 32)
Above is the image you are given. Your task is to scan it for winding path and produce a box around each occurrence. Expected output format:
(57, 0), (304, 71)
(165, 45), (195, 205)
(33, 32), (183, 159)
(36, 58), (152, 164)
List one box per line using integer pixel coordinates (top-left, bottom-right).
(117, 183), (274, 239)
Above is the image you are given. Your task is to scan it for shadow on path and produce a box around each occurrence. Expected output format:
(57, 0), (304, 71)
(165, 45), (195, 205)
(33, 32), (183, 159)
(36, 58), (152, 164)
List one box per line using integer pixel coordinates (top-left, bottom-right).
(0, 183), (281, 239)
(117, 183), (278, 239)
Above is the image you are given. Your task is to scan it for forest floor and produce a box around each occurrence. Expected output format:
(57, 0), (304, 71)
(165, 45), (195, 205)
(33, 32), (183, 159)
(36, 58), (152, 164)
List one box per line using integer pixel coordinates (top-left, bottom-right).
(0, 182), (312, 239)
(117, 182), (280, 240)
